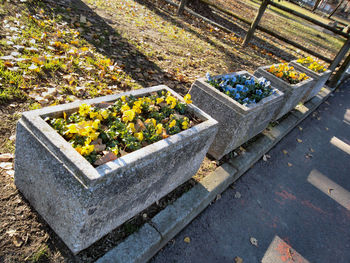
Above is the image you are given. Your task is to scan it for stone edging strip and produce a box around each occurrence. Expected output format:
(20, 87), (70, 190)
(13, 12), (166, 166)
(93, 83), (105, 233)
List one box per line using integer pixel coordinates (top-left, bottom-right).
(96, 87), (333, 263)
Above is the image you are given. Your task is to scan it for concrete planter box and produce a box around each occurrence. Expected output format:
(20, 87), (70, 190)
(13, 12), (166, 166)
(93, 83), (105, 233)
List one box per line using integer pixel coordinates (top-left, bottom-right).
(254, 64), (313, 120)
(290, 60), (331, 102)
(14, 85), (218, 254)
(189, 71), (284, 160)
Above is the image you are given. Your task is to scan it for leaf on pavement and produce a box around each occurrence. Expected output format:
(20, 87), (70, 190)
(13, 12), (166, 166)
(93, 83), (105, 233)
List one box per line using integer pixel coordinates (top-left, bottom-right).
(250, 237), (258, 247)
(184, 237), (191, 243)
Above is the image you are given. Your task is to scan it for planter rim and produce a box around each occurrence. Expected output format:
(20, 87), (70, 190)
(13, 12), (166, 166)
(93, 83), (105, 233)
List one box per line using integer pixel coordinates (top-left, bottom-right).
(289, 60), (332, 78)
(257, 64), (314, 90)
(195, 71), (284, 113)
(19, 85), (218, 187)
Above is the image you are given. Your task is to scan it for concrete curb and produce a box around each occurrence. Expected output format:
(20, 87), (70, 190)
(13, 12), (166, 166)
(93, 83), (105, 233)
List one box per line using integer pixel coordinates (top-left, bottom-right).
(96, 87), (333, 263)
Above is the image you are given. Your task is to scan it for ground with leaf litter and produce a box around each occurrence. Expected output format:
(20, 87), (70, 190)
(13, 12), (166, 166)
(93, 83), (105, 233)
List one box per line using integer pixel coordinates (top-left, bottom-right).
(0, 0), (339, 262)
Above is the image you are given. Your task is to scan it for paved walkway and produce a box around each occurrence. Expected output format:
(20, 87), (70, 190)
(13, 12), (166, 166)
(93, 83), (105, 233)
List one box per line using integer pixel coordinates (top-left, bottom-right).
(151, 82), (350, 263)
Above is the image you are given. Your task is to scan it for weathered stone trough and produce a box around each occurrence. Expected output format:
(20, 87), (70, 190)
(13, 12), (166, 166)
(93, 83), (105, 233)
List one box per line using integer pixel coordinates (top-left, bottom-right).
(289, 60), (331, 102)
(254, 64), (313, 120)
(189, 71), (284, 160)
(14, 85), (218, 254)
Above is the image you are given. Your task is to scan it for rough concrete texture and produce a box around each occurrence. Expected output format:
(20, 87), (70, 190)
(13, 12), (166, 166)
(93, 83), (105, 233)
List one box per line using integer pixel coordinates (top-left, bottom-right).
(96, 223), (162, 263)
(14, 85), (218, 254)
(290, 60), (331, 102)
(189, 71), (284, 160)
(151, 82), (350, 263)
(254, 64), (313, 121)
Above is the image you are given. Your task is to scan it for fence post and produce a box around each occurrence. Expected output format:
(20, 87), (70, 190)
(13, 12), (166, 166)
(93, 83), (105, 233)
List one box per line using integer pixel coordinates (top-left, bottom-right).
(243, 0), (269, 46)
(329, 36), (350, 72)
(329, 50), (350, 87)
(177, 0), (189, 15)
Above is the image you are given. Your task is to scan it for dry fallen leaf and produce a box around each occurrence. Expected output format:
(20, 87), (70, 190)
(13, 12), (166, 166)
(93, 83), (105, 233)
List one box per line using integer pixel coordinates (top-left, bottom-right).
(234, 192), (241, 199)
(262, 154), (268, 162)
(297, 139), (303, 143)
(310, 148), (315, 153)
(282, 150), (288, 155)
(94, 152), (117, 166)
(0, 162), (13, 170)
(184, 237), (191, 243)
(0, 153), (14, 162)
(298, 126), (303, 131)
(288, 162), (293, 167)
(250, 237), (258, 247)
(216, 194), (221, 201)
(13, 236), (23, 247)
(234, 256), (243, 263)
(328, 188), (334, 194)
(325, 127), (329, 131)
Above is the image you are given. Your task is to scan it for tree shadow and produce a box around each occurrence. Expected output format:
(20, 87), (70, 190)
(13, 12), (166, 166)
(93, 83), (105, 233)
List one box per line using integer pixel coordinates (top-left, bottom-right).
(25, 0), (190, 95)
(138, 0), (297, 65)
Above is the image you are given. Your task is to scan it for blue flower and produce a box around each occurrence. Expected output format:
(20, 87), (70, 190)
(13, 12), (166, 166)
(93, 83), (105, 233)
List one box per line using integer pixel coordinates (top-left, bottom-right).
(249, 78), (255, 85)
(256, 89), (262, 95)
(225, 85), (236, 93)
(235, 93), (240, 99)
(243, 87), (249, 93)
(243, 98), (249, 103)
(236, 84), (244, 92)
(272, 90), (276, 95)
(206, 72), (212, 81)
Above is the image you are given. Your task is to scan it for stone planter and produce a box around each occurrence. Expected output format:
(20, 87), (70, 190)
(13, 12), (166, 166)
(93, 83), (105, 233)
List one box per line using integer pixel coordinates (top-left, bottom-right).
(254, 64), (313, 120)
(14, 85), (218, 254)
(289, 60), (331, 102)
(189, 71), (284, 160)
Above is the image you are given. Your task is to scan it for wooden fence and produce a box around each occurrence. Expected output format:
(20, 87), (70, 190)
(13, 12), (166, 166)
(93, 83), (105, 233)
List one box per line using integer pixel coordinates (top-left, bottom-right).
(175, 0), (350, 84)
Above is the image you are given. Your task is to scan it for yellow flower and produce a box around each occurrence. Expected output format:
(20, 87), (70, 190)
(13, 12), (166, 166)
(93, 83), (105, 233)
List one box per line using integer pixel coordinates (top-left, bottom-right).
(135, 131), (144, 141)
(276, 72), (283, 78)
(89, 111), (98, 119)
(122, 109), (135, 122)
(145, 118), (157, 127)
(169, 119), (176, 128)
(111, 146), (119, 155)
(79, 103), (91, 117)
(133, 100), (142, 114)
(100, 109), (109, 119)
(81, 144), (94, 156)
(121, 104), (130, 113)
(92, 119), (100, 129)
(183, 94), (192, 104)
(66, 124), (78, 134)
(182, 120), (189, 130)
(156, 97), (164, 104)
(156, 123), (163, 134)
(121, 95), (126, 102)
(127, 123), (135, 133)
(166, 96), (177, 109)
(75, 146), (82, 154)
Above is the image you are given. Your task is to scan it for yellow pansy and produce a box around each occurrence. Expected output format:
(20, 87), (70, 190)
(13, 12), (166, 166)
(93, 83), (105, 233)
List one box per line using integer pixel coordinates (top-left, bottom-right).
(79, 103), (91, 117)
(100, 109), (109, 119)
(133, 101), (142, 114)
(156, 123), (163, 134)
(183, 94), (192, 104)
(127, 123), (135, 133)
(169, 119), (176, 128)
(121, 95), (126, 102)
(66, 124), (78, 134)
(166, 95), (177, 109)
(111, 146), (119, 155)
(156, 97), (164, 104)
(182, 120), (189, 130)
(92, 119), (100, 129)
(121, 104), (130, 113)
(81, 144), (94, 156)
(135, 131), (144, 141)
(75, 146), (82, 154)
(89, 111), (99, 119)
(122, 109), (135, 122)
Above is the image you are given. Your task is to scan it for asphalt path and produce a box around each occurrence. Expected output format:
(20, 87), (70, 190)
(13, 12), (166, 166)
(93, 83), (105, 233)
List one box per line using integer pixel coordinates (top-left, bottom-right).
(151, 82), (350, 263)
